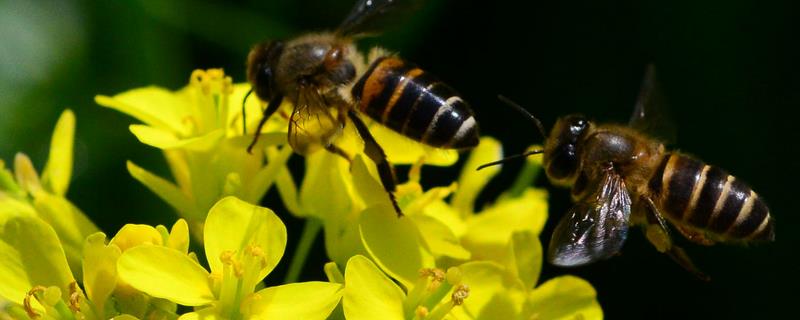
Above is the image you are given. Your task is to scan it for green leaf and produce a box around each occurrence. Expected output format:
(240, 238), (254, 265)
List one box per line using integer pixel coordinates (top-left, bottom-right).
(245, 282), (343, 320)
(359, 203), (434, 288)
(0, 216), (74, 306)
(524, 276), (603, 320)
(118, 245), (215, 306)
(41, 109), (75, 196)
(126, 161), (197, 219)
(451, 137), (503, 215)
(204, 197), (286, 281)
(343, 255), (405, 320)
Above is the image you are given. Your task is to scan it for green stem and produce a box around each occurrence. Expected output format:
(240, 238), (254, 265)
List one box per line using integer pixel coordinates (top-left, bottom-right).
(284, 218), (322, 283)
(506, 157), (542, 198)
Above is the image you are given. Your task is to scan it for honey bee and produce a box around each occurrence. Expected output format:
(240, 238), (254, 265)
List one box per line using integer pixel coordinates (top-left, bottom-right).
(480, 66), (774, 278)
(245, 0), (479, 217)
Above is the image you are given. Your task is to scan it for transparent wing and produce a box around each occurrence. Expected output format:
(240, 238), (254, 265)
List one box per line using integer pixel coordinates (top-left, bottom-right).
(287, 87), (343, 155)
(548, 169), (632, 267)
(337, 0), (424, 37)
(628, 64), (677, 144)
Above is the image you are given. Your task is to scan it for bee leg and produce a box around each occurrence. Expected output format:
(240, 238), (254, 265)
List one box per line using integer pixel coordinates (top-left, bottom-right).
(641, 196), (710, 281)
(347, 110), (403, 217)
(324, 144), (352, 163)
(674, 225), (716, 246)
(247, 94), (284, 154)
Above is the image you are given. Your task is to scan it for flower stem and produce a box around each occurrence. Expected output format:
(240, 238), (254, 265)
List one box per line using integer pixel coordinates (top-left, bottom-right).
(506, 154), (542, 198)
(284, 218), (322, 283)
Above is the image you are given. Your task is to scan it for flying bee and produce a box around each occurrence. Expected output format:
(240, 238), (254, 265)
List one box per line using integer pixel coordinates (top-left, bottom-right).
(480, 66), (774, 279)
(244, 0), (479, 217)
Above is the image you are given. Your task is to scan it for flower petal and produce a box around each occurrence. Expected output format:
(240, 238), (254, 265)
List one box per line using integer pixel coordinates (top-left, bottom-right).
(83, 232), (121, 315)
(453, 261), (526, 319)
(461, 189), (548, 262)
(451, 137), (503, 215)
(204, 197), (286, 280)
(343, 255), (405, 320)
(507, 231), (542, 290)
(0, 216), (74, 305)
(299, 152), (356, 219)
(95, 88), (188, 135)
(409, 214), (471, 260)
(359, 203), (434, 288)
(350, 155), (391, 209)
(118, 245), (214, 306)
(32, 192), (99, 277)
(110, 224), (163, 252)
(167, 219), (190, 254)
(368, 122), (458, 166)
(524, 276), (603, 320)
(13, 153), (42, 196)
(41, 109), (75, 196)
(126, 161), (196, 219)
(245, 282), (342, 320)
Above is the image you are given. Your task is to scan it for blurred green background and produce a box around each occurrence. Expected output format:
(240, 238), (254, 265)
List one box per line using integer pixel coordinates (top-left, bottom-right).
(1, 0), (796, 318)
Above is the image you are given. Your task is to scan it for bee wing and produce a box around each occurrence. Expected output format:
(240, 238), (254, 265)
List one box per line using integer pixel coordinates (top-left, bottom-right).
(548, 169), (632, 267)
(337, 0), (424, 37)
(288, 86), (344, 155)
(628, 64), (677, 144)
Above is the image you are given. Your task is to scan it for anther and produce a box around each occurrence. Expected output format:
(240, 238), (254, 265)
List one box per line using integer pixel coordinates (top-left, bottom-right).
(451, 284), (470, 306)
(68, 282), (82, 312)
(415, 306), (429, 318)
(24, 286), (46, 318)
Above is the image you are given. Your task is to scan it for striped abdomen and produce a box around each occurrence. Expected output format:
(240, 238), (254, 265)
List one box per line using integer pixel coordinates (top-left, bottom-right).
(648, 153), (774, 242)
(351, 56), (479, 149)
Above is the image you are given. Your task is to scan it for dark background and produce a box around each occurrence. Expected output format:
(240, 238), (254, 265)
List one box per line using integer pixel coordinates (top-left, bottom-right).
(1, 0), (796, 318)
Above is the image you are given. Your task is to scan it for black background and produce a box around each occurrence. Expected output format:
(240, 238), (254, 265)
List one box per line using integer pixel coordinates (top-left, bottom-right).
(1, 0), (797, 318)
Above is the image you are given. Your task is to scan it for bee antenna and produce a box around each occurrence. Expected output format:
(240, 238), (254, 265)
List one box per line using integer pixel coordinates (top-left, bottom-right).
(476, 149), (543, 171)
(497, 95), (547, 140)
(242, 88), (254, 135)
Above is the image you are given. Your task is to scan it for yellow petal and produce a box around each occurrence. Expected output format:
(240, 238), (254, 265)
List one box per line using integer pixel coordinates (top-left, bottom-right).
(453, 261), (526, 319)
(525, 276), (603, 320)
(299, 152), (356, 219)
(0, 216), (74, 306)
(461, 189), (548, 262)
(245, 282), (342, 320)
(409, 214), (471, 261)
(118, 245), (215, 306)
(367, 122), (458, 166)
(13, 153), (42, 196)
(110, 224), (163, 252)
(167, 219), (190, 254)
(507, 231), (542, 290)
(95, 88), (188, 135)
(323, 213), (368, 268)
(244, 144), (294, 205)
(178, 308), (221, 320)
(359, 204), (434, 288)
(126, 161), (196, 219)
(41, 109), (75, 196)
(129, 125), (227, 152)
(343, 255), (405, 320)
(32, 192), (99, 277)
(204, 197), (286, 280)
(451, 137), (503, 215)
(82, 232), (121, 315)
(350, 155), (391, 209)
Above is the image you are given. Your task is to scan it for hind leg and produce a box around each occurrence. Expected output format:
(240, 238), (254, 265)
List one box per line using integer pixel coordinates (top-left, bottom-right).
(640, 196), (710, 281)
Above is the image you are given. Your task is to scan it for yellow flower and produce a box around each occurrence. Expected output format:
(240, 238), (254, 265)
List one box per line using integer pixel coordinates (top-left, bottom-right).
(0, 109), (99, 279)
(96, 69), (293, 238)
(116, 197), (342, 320)
(332, 137), (602, 319)
(0, 205), (190, 319)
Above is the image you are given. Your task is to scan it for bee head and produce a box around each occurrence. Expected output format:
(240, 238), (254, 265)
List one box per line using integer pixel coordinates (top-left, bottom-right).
(544, 114), (591, 185)
(247, 40), (285, 101)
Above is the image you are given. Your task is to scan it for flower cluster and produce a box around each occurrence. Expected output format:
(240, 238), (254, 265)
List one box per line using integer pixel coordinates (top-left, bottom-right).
(0, 69), (603, 319)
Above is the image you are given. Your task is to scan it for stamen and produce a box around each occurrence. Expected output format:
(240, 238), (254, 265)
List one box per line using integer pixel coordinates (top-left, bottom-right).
(68, 282), (82, 312)
(24, 286), (46, 318)
(451, 284), (470, 306)
(415, 306), (429, 319)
